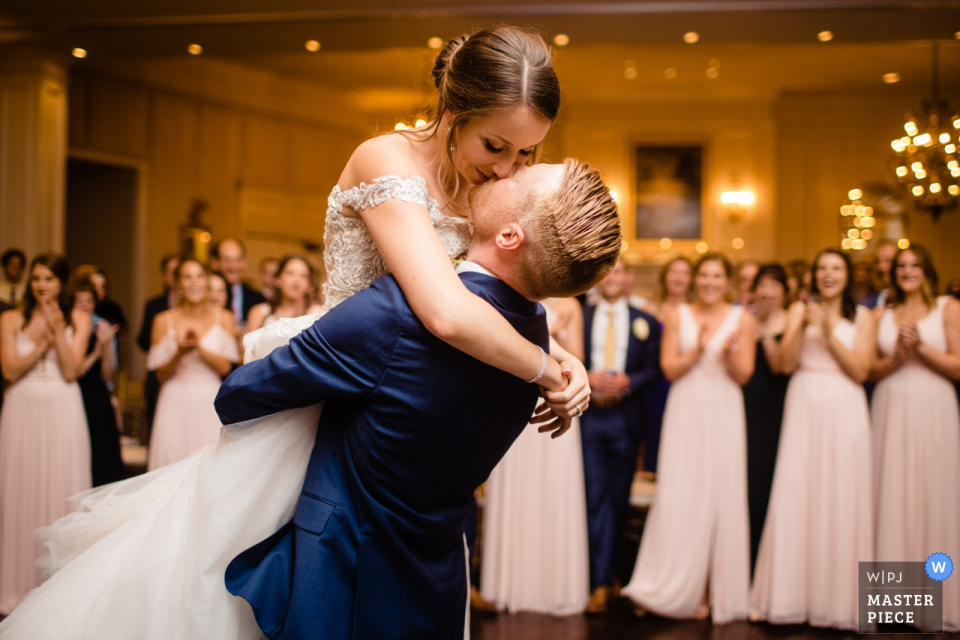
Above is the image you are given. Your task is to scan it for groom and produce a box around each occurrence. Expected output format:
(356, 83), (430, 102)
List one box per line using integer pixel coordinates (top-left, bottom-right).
(214, 159), (622, 640)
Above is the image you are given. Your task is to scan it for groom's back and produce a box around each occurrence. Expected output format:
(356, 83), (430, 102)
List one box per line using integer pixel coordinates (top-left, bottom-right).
(223, 271), (546, 640)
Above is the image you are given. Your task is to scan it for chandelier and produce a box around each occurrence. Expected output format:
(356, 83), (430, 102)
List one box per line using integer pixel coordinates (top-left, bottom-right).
(890, 42), (959, 221)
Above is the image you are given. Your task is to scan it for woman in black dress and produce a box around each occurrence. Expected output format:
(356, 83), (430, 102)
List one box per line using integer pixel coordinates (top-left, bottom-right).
(72, 275), (126, 486)
(742, 263), (790, 573)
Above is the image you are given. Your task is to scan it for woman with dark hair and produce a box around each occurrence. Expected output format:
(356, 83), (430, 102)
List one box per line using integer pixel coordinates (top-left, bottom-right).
(0, 26), (597, 639)
(147, 257), (238, 470)
(640, 256), (693, 472)
(206, 271), (229, 311)
(741, 263), (790, 574)
(751, 248), (876, 630)
(244, 255), (323, 335)
(869, 244), (960, 632)
(0, 253), (91, 613)
(624, 252), (756, 622)
(72, 274), (126, 487)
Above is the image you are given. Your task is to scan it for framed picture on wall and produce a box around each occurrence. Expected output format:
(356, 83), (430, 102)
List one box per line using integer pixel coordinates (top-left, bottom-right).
(634, 145), (703, 239)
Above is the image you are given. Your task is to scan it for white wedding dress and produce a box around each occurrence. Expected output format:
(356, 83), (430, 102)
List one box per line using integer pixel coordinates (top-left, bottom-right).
(0, 176), (471, 640)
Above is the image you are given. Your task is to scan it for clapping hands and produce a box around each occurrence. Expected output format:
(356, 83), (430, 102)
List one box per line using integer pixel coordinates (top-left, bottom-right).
(894, 320), (920, 362)
(178, 328), (200, 354)
(95, 319), (118, 346)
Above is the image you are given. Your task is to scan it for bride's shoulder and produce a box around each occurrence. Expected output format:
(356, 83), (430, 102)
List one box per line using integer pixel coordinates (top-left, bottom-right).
(342, 134), (424, 188)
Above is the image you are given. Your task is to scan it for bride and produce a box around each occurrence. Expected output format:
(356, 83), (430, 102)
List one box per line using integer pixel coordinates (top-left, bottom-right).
(0, 25), (591, 639)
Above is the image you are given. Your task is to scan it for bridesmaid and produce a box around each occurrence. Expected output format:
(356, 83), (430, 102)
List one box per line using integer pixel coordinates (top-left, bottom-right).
(480, 297), (590, 615)
(0, 253), (92, 613)
(642, 256), (692, 473)
(147, 258), (239, 470)
(244, 255), (323, 333)
(72, 276), (126, 487)
(741, 263), (790, 573)
(869, 244), (959, 632)
(623, 253), (755, 622)
(751, 248), (875, 631)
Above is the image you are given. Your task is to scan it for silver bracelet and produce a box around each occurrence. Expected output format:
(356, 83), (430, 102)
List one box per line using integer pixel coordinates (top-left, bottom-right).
(525, 346), (546, 384)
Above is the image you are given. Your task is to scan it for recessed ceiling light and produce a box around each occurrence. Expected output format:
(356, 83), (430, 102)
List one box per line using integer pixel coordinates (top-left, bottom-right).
(665, 67), (677, 79)
(706, 67), (719, 79)
(683, 32), (699, 44)
(71, 48), (87, 59)
(188, 44), (203, 55)
(553, 34), (570, 47)
(818, 30), (833, 42)
(883, 72), (900, 84)
(427, 37), (444, 50)
(624, 67), (637, 79)
(305, 40), (320, 52)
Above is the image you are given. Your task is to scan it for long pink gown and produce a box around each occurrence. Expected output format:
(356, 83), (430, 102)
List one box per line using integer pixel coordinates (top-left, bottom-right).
(873, 297), (960, 632)
(751, 307), (873, 630)
(622, 304), (751, 623)
(146, 314), (239, 471)
(0, 325), (91, 614)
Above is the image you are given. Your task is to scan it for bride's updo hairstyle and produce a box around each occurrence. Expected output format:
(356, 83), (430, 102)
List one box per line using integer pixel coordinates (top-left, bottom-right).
(424, 26), (561, 196)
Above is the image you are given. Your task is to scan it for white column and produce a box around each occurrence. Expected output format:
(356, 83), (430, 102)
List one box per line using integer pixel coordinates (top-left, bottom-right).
(0, 47), (68, 257)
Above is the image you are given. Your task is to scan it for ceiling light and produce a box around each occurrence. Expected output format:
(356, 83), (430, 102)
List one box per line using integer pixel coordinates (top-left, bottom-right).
(660, 238), (672, 249)
(609, 190), (618, 202)
(898, 238), (910, 249)
(427, 37), (444, 50)
(706, 67), (719, 79)
(188, 44), (202, 55)
(624, 67), (637, 79)
(683, 32), (699, 44)
(883, 73), (900, 84)
(732, 238), (744, 249)
(695, 242), (708, 254)
(818, 31), (833, 42)
(395, 122), (408, 131)
(553, 34), (570, 47)
(71, 48), (87, 59)
(305, 40), (320, 52)
(415, 119), (427, 128)
(955, 31), (960, 39)
(664, 67), (677, 79)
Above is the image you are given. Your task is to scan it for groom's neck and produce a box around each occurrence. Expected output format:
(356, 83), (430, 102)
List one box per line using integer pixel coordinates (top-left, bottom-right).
(464, 244), (539, 301)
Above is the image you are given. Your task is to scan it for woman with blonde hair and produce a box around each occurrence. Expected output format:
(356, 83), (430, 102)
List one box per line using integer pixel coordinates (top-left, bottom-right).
(0, 25), (595, 639)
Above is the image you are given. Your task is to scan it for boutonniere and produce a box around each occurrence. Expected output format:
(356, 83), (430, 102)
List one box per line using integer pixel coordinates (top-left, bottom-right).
(632, 317), (650, 341)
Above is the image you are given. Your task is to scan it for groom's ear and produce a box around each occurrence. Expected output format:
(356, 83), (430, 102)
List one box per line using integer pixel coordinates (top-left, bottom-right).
(494, 222), (525, 252)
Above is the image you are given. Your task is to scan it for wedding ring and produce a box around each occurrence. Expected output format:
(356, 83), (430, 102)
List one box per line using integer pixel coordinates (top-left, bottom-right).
(575, 403), (583, 417)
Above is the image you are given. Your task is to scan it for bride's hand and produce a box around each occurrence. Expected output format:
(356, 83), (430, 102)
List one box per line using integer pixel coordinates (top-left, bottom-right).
(537, 360), (591, 435)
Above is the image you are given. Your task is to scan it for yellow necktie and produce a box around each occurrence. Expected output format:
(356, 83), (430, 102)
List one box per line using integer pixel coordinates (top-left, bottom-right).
(603, 309), (617, 370)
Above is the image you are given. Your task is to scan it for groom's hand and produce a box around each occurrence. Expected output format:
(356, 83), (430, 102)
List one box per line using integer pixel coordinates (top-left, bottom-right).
(534, 362), (591, 439)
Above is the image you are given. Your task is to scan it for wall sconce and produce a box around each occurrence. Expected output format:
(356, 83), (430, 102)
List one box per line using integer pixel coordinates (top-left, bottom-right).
(720, 189), (755, 221)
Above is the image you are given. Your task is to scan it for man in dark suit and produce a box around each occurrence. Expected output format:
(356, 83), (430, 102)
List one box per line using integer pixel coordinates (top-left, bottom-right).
(214, 160), (622, 640)
(580, 259), (662, 614)
(212, 238), (266, 329)
(136, 254), (180, 443)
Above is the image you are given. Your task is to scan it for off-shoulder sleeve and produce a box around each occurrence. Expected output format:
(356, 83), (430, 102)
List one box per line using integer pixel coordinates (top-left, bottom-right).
(146, 333), (177, 371)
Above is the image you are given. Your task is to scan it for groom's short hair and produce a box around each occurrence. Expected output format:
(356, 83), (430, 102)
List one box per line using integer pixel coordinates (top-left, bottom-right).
(517, 158), (622, 298)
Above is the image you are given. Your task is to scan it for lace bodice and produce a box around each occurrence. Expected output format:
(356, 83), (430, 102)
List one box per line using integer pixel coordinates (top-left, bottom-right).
(244, 176), (472, 360)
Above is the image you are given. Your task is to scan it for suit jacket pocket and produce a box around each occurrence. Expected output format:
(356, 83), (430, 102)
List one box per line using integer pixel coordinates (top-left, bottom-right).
(292, 493), (337, 535)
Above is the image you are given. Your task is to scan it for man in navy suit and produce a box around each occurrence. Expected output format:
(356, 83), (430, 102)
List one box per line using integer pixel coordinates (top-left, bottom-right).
(214, 159), (622, 640)
(580, 259), (661, 614)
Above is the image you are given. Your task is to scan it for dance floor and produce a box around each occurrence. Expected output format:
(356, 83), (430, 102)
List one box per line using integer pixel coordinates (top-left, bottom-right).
(471, 604), (960, 640)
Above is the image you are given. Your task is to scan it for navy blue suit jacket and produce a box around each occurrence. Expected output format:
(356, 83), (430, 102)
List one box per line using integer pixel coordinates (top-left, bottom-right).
(582, 302), (662, 438)
(214, 271), (547, 640)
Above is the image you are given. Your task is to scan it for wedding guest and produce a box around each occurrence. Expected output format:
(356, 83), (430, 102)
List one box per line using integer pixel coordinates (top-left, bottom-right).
(147, 258), (238, 470)
(136, 254), (180, 444)
(946, 277), (960, 300)
(580, 260), (661, 614)
(641, 256), (693, 473)
(73, 276), (126, 487)
(854, 256), (880, 309)
(211, 238), (266, 330)
(0, 249), (26, 307)
(751, 248), (875, 631)
(257, 256), (280, 303)
(786, 259), (810, 305)
(741, 263), (790, 573)
(481, 296), (590, 615)
(207, 271), (229, 310)
(0, 253), (91, 614)
(245, 255), (323, 333)
(622, 265), (648, 309)
(624, 253), (755, 622)
(74, 265), (128, 334)
(734, 260), (760, 310)
(869, 244), (959, 632)
(873, 239), (898, 308)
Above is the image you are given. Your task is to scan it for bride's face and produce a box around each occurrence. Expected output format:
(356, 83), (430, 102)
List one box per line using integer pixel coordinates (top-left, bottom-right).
(452, 105), (551, 188)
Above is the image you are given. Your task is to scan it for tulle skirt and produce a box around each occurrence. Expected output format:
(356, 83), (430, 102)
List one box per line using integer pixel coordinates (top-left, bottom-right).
(0, 404), (322, 639)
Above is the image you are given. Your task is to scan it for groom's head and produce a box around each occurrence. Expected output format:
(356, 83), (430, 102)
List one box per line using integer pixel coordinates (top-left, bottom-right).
(466, 158), (622, 300)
